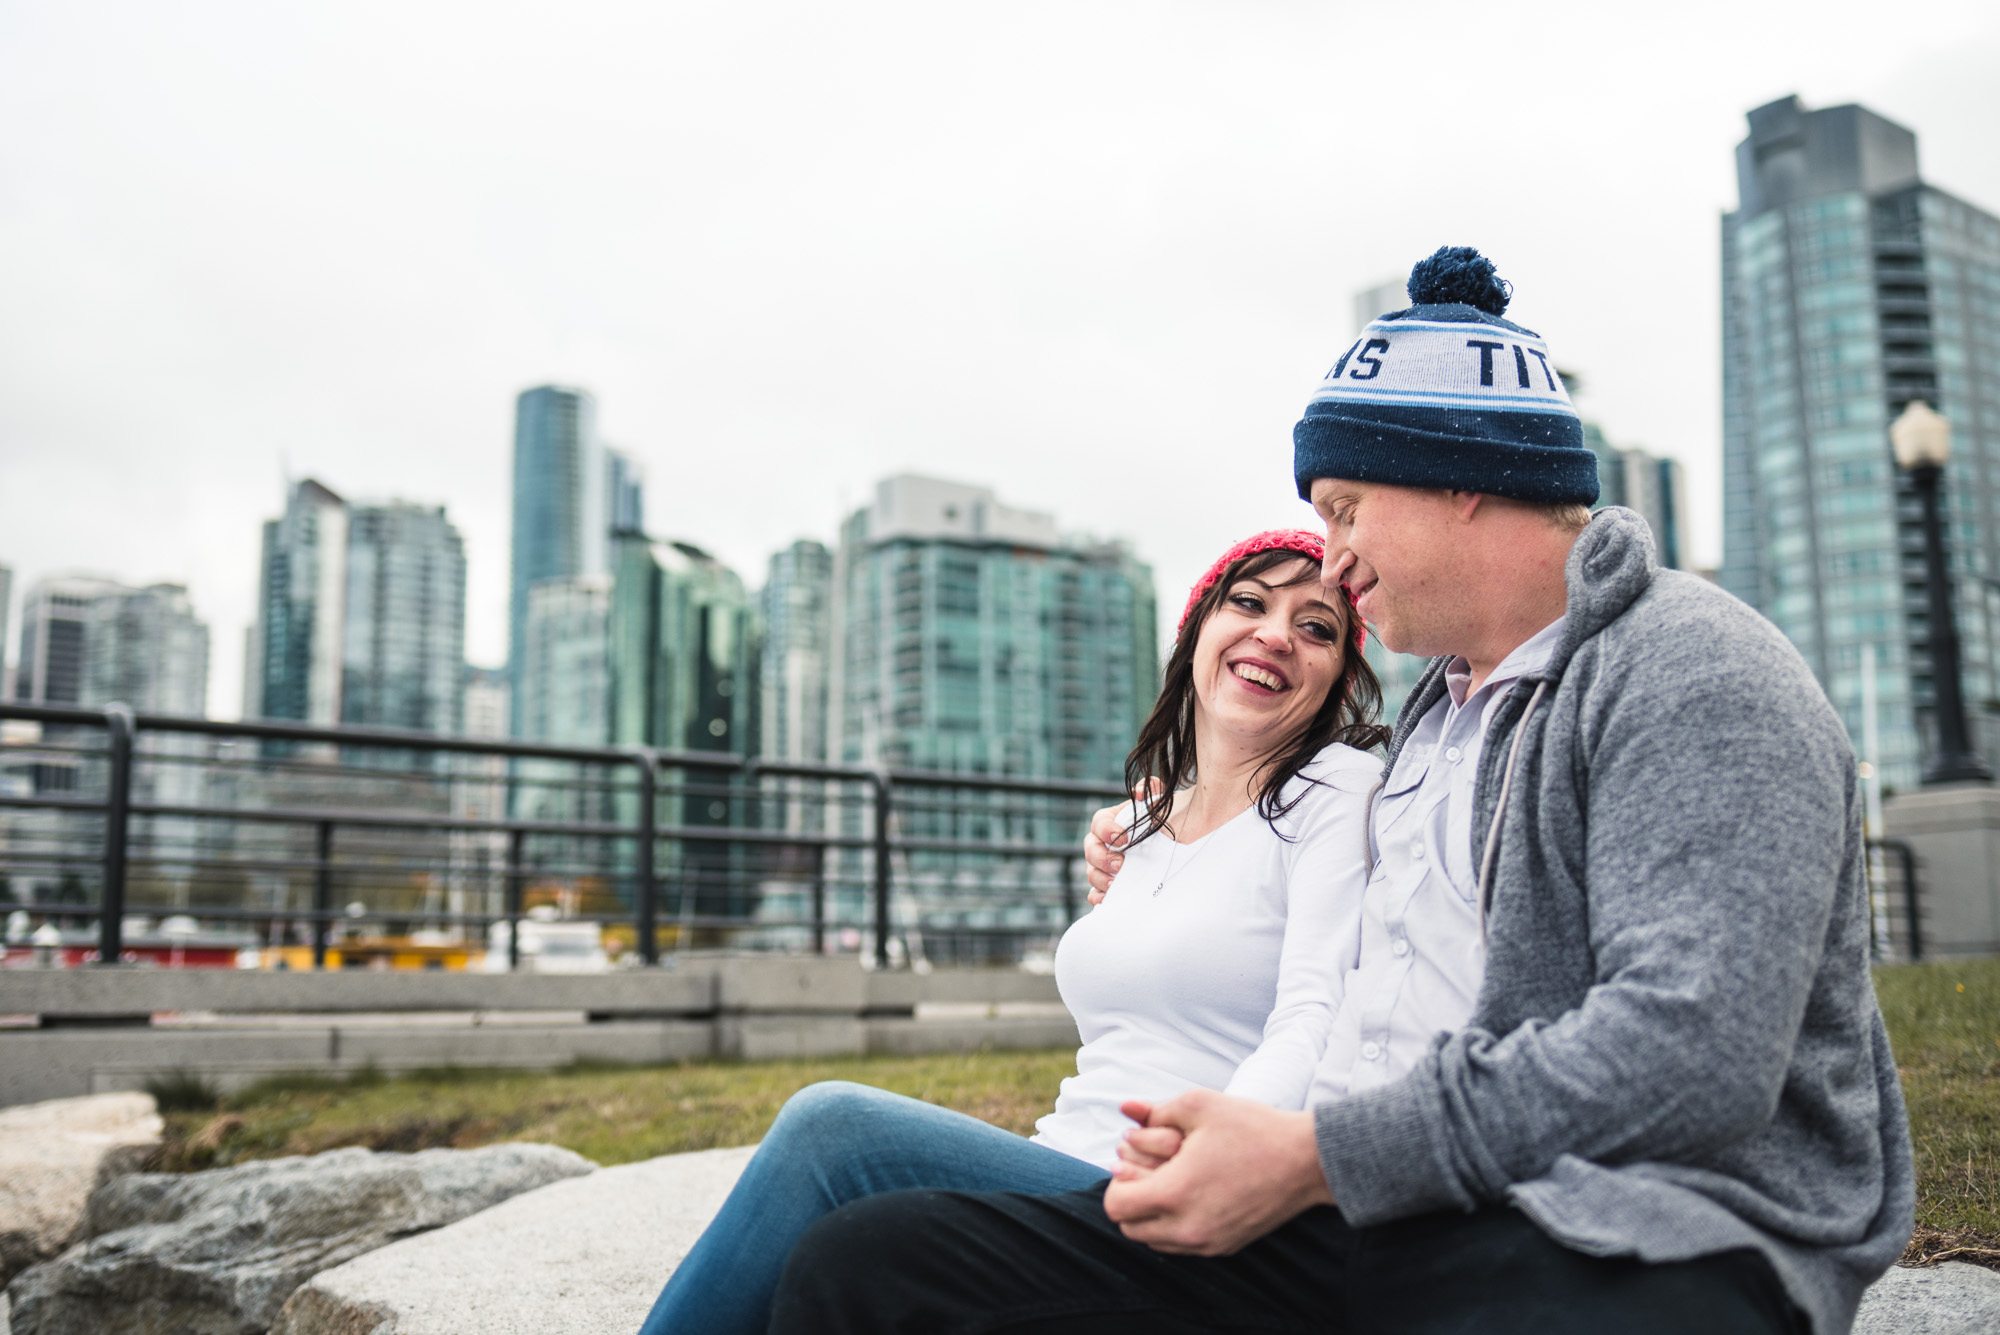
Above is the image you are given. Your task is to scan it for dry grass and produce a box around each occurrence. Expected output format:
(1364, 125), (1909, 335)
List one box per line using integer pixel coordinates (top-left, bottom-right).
(1874, 957), (2000, 1268)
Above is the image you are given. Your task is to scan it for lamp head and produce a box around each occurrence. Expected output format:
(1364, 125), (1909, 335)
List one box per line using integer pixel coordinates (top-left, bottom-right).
(1892, 400), (1952, 470)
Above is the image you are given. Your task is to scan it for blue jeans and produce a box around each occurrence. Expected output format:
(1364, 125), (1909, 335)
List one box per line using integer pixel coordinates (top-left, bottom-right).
(637, 1080), (1110, 1335)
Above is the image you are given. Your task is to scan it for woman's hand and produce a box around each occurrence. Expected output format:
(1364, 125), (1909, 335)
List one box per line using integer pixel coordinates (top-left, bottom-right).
(1113, 1100), (1185, 1175)
(1084, 781), (1163, 904)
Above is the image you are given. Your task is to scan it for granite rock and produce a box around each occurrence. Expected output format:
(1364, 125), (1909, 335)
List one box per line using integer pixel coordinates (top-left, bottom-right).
(273, 1145), (758, 1335)
(0, 1093), (162, 1286)
(5, 1142), (595, 1335)
(1853, 1260), (2000, 1335)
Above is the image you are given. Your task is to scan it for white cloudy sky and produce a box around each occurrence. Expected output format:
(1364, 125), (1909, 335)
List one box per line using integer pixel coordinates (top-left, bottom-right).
(4, 0), (1999, 719)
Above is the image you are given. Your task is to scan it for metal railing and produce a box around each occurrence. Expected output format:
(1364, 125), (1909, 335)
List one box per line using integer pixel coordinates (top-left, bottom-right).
(1867, 836), (1924, 963)
(0, 704), (1126, 971)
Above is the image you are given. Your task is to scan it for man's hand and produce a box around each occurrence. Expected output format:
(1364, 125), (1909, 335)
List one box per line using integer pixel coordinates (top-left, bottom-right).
(1084, 781), (1163, 904)
(1101, 1089), (1332, 1256)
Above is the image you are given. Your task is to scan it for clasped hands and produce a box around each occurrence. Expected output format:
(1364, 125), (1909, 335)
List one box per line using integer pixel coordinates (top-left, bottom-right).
(1085, 789), (1334, 1257)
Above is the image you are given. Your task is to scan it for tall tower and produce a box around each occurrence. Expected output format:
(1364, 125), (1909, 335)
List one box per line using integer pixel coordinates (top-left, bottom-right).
(761, 540), (834, 766)
(509, 386), (600, 735)
(1721, 96), (2000, 790)
(507, 388), (651, 737)
(246, 479), (348, 725)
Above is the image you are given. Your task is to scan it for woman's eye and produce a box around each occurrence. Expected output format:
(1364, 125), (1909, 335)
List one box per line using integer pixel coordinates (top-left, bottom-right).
(1229, 594), (1264, 613)
(1300, 621), (1337, 642)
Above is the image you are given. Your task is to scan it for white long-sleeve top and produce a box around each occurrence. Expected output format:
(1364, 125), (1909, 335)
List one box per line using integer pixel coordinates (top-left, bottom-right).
(1031, 742), (1380, 1170)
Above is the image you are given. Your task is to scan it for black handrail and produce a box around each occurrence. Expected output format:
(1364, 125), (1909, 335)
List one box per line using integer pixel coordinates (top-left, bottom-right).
(0, 703), (1125, 970)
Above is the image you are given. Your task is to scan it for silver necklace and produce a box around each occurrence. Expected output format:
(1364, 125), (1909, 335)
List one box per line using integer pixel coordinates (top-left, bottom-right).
(1154, 824), (1217, 896)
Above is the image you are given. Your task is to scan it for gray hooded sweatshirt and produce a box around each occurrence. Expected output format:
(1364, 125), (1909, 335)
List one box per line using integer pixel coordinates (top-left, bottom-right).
(1312, 507), (1914, 1334)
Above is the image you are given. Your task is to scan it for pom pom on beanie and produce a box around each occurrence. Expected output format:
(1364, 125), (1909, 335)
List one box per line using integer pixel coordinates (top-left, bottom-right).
(1292, 246), (1598, 506)
(1406, 245), (1511, 316)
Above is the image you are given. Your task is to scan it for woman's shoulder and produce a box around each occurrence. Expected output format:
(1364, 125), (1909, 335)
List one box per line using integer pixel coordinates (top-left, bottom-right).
(1267, 743), (1382, 837)
(1286, 741), (1386, 797)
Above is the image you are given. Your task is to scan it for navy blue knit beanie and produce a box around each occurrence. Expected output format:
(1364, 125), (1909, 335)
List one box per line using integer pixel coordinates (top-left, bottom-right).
(1293, 247), (1597, 505)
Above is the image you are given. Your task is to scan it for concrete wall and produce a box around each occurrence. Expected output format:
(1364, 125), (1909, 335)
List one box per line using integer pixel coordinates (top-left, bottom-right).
(1884, 785), (2000, 958)
(0, 960), (1076, 1108)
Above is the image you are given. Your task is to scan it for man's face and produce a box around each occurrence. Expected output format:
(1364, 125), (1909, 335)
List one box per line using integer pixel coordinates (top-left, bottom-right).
(1309, 477), (1468, 658)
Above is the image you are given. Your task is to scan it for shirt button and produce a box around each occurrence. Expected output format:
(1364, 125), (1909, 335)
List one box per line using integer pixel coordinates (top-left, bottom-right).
(1361, 1041), (1383, 1061)
(1445, 746), (1463, 764)
(1392, 938), (1410, 957)
(1411, 842), (1426, 861)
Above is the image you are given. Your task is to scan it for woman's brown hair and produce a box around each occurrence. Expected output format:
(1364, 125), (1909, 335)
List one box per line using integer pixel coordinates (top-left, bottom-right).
(1124, 548), (1388, 846)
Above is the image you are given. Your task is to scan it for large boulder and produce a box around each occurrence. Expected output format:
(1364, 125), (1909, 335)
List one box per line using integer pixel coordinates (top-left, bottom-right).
(0, 1093), (162, 1286)
(1853, 1260), (2000, 1334)
(273, 1144), (758, 1335)
(5, 1142), (595, 1335)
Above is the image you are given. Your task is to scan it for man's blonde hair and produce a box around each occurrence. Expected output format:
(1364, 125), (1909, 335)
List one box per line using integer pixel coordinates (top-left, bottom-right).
(1534, 501), (1593, 534)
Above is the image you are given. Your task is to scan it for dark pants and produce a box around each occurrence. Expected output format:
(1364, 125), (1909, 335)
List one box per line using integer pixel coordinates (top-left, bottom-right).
(768, 1182), (1806, 1335)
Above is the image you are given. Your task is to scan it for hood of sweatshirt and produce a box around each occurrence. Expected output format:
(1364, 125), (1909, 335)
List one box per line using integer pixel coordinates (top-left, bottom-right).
(1548, 506), (1658, 678)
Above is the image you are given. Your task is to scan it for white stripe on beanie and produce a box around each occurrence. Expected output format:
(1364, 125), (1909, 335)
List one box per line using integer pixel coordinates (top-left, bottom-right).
(1310, 315), (1579, 420)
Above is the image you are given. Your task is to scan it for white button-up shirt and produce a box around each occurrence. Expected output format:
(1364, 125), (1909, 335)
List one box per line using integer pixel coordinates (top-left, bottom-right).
(1306, 617), (1565, 1105)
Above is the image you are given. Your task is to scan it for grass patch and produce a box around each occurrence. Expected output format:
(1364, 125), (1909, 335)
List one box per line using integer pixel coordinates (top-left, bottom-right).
(142, 1068), (223, 1114)
(1875, 957), (2000, 1268)
(149, 1048), (1076, 1173)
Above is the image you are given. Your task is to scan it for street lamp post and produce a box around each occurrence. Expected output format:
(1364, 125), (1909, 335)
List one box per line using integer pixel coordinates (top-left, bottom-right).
(1891, 400), (1993, 785)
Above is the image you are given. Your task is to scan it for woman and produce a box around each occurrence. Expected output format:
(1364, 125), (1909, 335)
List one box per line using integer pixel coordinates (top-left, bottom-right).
(638, 530), (1387, 1335)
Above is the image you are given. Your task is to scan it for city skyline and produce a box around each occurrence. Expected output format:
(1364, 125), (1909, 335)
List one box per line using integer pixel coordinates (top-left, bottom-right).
(6, 3), (1997, 722)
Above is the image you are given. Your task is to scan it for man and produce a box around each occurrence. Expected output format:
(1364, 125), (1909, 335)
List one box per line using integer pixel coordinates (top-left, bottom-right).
(768, 247), (1913, 1334)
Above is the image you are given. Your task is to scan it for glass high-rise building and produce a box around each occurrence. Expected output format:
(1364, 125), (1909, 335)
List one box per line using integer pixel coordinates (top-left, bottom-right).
(519, 575), (614, 747)
(14, 576), (209, 717)
(247, 481), (468, 739)
(830, 475), (1157, 782)
(609, 538), (759, 756)
(508, 385), (646, 735)
(246, 479), (348, 726)
(341, 502), (467, 736)
(609, 536), (760, 927)
(5, 576), (211, 902)
(760, 539), (834, 766)
(1721, 95), (2000, 791)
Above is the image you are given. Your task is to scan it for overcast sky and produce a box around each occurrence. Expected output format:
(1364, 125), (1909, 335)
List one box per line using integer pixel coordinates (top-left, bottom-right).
(4, 0), (1999, 719)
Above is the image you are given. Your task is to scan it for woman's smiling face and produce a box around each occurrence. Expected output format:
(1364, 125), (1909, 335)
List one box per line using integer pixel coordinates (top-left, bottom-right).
(1189, 556), (1347, 753)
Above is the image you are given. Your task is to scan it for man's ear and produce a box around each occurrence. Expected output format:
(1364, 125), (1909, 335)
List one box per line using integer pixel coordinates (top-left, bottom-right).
(1448, 491), (1486, 522)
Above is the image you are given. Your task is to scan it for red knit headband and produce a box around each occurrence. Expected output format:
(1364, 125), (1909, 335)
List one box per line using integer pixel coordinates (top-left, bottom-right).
(1178, 528), (1364, 651)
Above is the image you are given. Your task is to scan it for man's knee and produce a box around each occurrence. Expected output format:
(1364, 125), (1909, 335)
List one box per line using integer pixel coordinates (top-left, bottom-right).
(769, 1190), (948, 1332)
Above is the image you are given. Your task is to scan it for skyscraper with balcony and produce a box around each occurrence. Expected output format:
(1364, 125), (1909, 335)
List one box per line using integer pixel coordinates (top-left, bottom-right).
(830, 475), (1157, 781)
(1721, 95), (2000, 791)
(507, 385), (645, 736)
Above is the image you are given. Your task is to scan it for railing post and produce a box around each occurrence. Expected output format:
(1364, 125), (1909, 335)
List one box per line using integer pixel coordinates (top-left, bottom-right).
(312, 820), (335, 969)
(872, 771), (892, 969)
(506, 827), (527, 972)
(98, 704), (134, 966)
(634, 752), (659, 966)
(1898, 839), (1922, 963)
(811, 841), (827, 956)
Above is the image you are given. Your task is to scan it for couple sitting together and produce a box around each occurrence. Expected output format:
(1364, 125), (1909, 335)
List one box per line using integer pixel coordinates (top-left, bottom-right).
(641, 248), (1913, 1335)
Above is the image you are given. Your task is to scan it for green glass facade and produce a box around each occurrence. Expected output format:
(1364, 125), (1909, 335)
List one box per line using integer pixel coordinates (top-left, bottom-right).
(832, 479), (1157, 782)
